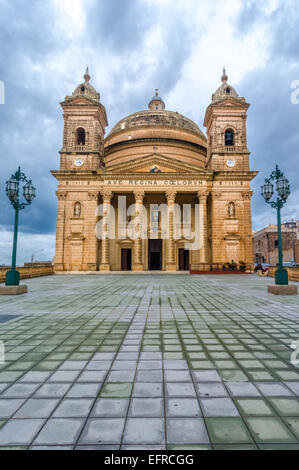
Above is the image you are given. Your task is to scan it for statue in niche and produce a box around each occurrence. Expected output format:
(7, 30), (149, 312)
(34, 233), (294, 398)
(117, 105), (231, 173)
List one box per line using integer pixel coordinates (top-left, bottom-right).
(228, 202), (235, 218)
(74, 202), (81, 217)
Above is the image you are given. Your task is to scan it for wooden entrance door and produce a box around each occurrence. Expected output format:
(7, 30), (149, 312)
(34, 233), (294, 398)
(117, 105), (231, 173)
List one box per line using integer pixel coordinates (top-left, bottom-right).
(148, 239), (162, 270)
(121, 249), (132, 271)
(179, 248), (189, 271)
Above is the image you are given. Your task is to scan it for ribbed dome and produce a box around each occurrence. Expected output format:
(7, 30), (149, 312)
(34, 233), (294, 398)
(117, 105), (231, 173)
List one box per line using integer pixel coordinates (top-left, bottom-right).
(107, 109), (206, 141)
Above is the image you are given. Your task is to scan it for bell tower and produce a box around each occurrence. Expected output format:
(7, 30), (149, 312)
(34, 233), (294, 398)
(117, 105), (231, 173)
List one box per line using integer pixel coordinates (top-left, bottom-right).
(59, 68), (108, 171)
(204, 69), (257, 267)
(204, 68), (250, 172)
(52, 69), (108, 273)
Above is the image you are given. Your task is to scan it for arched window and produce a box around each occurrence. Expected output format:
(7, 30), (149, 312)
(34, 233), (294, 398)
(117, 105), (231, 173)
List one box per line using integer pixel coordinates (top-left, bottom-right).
(225, 87), (230, 94)
(225, 129), (234, 146)
(81, 86), (85, 93)
(76, 128), (86, 146)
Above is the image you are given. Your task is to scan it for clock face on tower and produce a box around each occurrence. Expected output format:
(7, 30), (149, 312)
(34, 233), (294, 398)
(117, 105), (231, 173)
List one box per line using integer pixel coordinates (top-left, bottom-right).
(74, 159), (84, 167)
(226, 159), (235, 168)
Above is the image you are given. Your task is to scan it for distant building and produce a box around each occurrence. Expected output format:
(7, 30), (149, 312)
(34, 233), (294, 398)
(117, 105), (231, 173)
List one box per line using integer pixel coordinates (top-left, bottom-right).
(253, 221), (299, 265)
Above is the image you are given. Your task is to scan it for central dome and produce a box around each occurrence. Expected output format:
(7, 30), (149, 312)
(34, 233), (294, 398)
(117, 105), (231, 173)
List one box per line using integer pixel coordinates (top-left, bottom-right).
(104, 92), (207, 169)
(107, 109), (206, 141)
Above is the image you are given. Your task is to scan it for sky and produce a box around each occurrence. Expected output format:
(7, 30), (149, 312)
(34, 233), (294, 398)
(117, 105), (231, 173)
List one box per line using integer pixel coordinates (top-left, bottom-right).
(0, 0), (299, 265)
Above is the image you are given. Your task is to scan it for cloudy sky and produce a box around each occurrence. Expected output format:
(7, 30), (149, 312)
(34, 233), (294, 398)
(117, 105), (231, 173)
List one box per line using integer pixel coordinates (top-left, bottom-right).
(0, 0), (299, 265)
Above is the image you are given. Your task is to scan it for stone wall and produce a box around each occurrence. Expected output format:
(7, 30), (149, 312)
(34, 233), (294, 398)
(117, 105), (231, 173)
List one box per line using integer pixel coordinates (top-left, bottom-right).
(0, 265), (54, 283)
(268, 266), (299, 282)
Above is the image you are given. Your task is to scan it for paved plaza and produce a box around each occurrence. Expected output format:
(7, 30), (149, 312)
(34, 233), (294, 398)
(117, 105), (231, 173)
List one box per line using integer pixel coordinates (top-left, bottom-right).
(0, 274), (298, 450)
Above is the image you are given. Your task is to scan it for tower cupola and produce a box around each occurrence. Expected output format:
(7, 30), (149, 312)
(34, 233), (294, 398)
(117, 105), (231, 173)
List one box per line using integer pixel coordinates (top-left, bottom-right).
(148, 89), (165, 111)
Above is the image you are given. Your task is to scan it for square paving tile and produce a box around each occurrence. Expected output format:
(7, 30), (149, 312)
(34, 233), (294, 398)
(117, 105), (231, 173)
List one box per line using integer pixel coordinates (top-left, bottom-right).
(133, 383), (163, 397)
(284, 382), (299, 396)
(166, 398), (202, 417)
(235, 398), (276, 416)
(0, 419), (45, 445)
(85, 361), (111, 371)
(164, 370), (192, 382)
(1, 383), (40, 398)
(166, 383), (196, 397)
(66, 383), (101, 398)
(136, 370), (163, 382)
(48, 371), (81, 383)
(100, 383), (132, 398)
(206, 417), (254, 444)
(0, 399), (26, 418)
(226, 382), (261, 397)
(34, 383), (72, 398)
(200, 398), (240, 417)
(192, 370), (222, 382)
(129, 398), (164, 417)
(53, 398), (94, 418)
(18, 371), (52, 383)
(123, 418), (165, 445)
(107, 370), (136, 382)
(33, 418), (84, 445)
(14, 399), (60, 418)
(245, 417), (297, 443)
(79, 418), (125, 445)
(91, 398), (129, 417)
(166, 418), (209, 444)
(255, 382), (293, 397)
(77, 371), (107, 382)
(284, 418), (299, 439)
(268, 398), (299, 416)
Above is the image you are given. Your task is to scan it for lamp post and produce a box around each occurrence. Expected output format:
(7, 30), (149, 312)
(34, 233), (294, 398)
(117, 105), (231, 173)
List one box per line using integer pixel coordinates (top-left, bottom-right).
(5, 167), (36, 286)
(261, 165), (290, 285)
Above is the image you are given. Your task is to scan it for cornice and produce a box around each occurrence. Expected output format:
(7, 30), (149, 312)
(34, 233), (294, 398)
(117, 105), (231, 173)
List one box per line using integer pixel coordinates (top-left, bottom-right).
(213, 171), (258, 182)
(51, 169), (256, 184)
(104, 137), (207, 155)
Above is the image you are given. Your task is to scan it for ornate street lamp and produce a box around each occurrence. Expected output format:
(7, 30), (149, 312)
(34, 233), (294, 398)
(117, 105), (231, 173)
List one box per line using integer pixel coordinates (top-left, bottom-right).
(261, 165), (290, 285)
(5, 167), (36, 286)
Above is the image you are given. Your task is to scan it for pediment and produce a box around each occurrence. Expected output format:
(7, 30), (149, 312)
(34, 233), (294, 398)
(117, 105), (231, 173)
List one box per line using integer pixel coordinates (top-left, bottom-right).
(104, 153), (210, 175)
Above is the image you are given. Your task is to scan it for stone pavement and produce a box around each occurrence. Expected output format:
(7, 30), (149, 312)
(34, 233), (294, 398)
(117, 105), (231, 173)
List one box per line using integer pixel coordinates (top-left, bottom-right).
(0, 273), (298, 450)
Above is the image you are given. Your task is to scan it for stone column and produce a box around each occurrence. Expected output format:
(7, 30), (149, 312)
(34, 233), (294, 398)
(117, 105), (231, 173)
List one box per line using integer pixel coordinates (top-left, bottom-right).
(86, 192), (99, 271)
(242, 191), (254, 265)
(166, 191), (177, 271)
(54, 191), (67, 272)
(198, 190), (209, 264)
(132, 191), (145, 271)
(100, 190), (112, 271)
(210, 191), (222, 264)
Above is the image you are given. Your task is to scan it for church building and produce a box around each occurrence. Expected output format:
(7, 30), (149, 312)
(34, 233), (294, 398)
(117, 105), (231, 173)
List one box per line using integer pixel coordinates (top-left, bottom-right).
(52, 68), (257, 272)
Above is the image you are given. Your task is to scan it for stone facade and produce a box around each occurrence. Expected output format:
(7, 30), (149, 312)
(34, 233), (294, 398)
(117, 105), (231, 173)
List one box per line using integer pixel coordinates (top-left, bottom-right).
(52, 68), (257, 272)
(253, 221), (299, 265)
